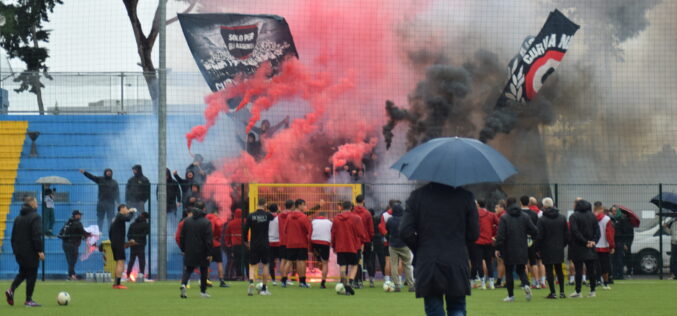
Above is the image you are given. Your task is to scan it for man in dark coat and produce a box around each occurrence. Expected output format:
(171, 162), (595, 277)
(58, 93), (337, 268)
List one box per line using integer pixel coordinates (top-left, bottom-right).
(125, 165), (151, 212)
(495, 199), (538, 302)
(568, 199), (601, 298)
(519, 195), (541, 289)
(400, 182), (479, 316)
(59, 210), (90, 280)
(610, 205), (635, 280)
(6, 196), (44, 307)
(535, 198), (568, 299)
(179, 208), (213, 298)
(127, 212), (150, 280)
(160, 169), (182, 232)
(80, 168), (119, 234)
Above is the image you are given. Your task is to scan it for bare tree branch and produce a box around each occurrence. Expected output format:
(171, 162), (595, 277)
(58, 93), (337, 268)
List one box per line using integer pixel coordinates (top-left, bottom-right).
(166, 0), (198, 25)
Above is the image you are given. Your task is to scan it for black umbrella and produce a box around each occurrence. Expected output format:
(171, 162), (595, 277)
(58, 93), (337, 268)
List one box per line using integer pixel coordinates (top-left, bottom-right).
(650, 192), (677, 212)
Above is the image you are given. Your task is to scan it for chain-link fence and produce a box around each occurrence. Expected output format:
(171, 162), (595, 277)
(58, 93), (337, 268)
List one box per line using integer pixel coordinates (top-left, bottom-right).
(1, 182), (675, 280)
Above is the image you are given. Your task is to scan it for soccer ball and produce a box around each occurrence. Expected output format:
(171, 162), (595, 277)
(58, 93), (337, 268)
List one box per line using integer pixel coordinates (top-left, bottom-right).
(383, 281), (396, 292)
(335, 283), (346, 295)
(255, 282), (264, 292)
(57, 291), (70, 306)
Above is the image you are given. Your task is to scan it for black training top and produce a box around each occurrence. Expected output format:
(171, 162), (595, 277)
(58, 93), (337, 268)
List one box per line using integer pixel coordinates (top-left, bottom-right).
(244, 209), (274, 248)
(109, 212), (134, 247)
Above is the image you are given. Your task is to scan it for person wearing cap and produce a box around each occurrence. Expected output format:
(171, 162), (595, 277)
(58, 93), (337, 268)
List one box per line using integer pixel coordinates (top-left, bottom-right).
(59, 210), (90, 280)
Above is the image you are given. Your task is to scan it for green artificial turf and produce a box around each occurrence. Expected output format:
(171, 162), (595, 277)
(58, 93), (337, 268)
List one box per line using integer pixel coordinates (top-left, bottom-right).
(0, 279), (674, 315)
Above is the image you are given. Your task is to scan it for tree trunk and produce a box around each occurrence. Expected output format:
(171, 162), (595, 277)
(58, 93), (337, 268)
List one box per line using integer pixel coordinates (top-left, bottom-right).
(31, 25), (45, 115)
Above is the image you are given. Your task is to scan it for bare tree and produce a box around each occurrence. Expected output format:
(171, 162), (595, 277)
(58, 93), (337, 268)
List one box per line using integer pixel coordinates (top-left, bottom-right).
(122, 0), (198, 112)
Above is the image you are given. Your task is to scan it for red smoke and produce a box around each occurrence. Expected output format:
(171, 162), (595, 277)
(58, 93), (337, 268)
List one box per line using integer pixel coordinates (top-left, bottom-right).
(190, 0), (433, 215)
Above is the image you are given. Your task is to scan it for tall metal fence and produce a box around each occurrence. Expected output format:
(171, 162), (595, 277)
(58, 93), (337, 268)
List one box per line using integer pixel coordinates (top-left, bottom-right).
(1, 182), (675, 280)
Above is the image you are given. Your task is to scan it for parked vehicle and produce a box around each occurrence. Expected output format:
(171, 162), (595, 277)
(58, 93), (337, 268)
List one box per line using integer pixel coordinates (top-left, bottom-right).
(631, 220), (672, 274)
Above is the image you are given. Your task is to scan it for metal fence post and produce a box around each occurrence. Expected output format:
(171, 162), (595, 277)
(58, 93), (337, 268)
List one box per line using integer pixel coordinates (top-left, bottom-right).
(659, 183), (664, 280)
(554, 183), (559, 207)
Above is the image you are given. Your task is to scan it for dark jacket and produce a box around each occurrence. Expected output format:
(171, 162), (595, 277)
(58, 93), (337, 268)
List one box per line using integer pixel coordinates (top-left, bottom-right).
(522, 208), (539, 239)
(535, 207), (568, 264)
(158, 169), (181, 212)
(179, 210), (213, 267)
(399, 183), (479, 298)
(125, 165), (151, 203)
(11, 204), (43, 268)
(59, 217), (88, 247)
(495, 205), (538, 265)
(83, 169), (119, 203)
(127, 217), (150, 247)
(186, 163), (208, 185)
(613, 212), (635, 244)
(568, 201), (601, 261)
(110, 212), (134, 247)
(174, 172), (196, 198)
(386, 204), (406, 248)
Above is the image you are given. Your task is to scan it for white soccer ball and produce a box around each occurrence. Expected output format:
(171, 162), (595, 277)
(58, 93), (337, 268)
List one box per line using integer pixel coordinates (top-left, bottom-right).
(255, 282), (263, 292)
(383, 281), (396, 292)
(57, 291), (70, 306)
(335, 283), (346, 295)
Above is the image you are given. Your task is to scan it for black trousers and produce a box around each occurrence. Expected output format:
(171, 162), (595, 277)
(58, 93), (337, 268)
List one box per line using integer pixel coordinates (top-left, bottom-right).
(181, 265), (208, 293)
(574, 260), (596, 293)
(372, 239), (387, 276)
(544, 263), (564, 294)
(127, 246), (146, 276)
(596, 252), (611, 281)
(504, 264), (529, 297)
(362, 242), (374, 279)
(471, 244), (494, 279)
(11, 265), (38, 301)
(62, 241), (79, 276)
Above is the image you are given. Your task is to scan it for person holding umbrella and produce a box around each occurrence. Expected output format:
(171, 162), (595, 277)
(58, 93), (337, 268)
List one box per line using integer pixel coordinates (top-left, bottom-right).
(662, 217), (677, 280)
(395, 137), (514, 315)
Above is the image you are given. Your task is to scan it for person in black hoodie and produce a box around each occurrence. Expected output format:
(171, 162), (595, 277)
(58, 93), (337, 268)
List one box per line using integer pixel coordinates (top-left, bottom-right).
(110, 204), (137, 289)
(80, 168), (119, 234)
(59, 210), (90, 280)
(160, 169), (182, 229)
(6, 197), (44, 307)
(126, 165), (151, 212)
(179, 208), (213, 299)
(174, 170), (196, 198)
(127, 212), (150, 281)
(399, 182), (479, 316)
(495, 198), (538, 303)
(386, 204), (414, 292)
(535, 198), (568, 299)
(519, 195), (541, 289)
(568, 199), (601, 298)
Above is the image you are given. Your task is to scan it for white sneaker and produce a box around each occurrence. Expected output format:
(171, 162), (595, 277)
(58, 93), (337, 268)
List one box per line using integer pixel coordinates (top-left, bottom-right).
(248, 283), (255, 296)
(523, 285), (532, 302)
(180, 285), (187, 299)
(287, 281), (295, 286)
(200, 292), (210, 298)
(272, 281), (278, 286)
(489, 282), (495, 290)
(481, 282), (487, 290)
(588, 292), (596, 298)
(259, 290), (272, 296)
(602, 285), (611, 290)
(503, 296), (515, 302)
(569, 292), (582, 298)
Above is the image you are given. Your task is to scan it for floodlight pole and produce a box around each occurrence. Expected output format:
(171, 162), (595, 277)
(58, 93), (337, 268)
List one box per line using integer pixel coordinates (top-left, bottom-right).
(157, 0), (168, 281)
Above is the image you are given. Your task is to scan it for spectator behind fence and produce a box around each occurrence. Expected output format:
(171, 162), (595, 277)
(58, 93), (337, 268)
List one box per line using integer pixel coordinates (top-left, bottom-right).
(59, 210), (90, 280)
(43, 188), (56, 238)
(400, 182), (479, 316)
(125, 165), (150, 213)
(80, 168), (119, 234)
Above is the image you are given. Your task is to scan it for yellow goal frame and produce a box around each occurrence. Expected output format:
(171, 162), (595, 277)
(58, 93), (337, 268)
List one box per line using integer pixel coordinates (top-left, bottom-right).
(248, 183), (362, 212)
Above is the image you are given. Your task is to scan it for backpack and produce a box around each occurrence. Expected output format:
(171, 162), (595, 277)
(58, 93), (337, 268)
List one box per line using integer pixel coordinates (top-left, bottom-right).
(58, 220), (73, 239)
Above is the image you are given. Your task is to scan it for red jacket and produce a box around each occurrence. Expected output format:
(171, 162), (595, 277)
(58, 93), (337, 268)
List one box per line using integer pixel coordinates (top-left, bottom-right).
(529, 205), (542, 216)
(476, 208), (498, 245)
(278, 210), (291, 247)
(284, 210), (311, 249)
(175, 219), (185, 247)
(224, 209), (243, 247)
(206, 213), (224, 248)
(331, 211), (364, 254)
(596, 213), (616, 252)
(378, 209), (393, 237)
(352, 205), (374, 243)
